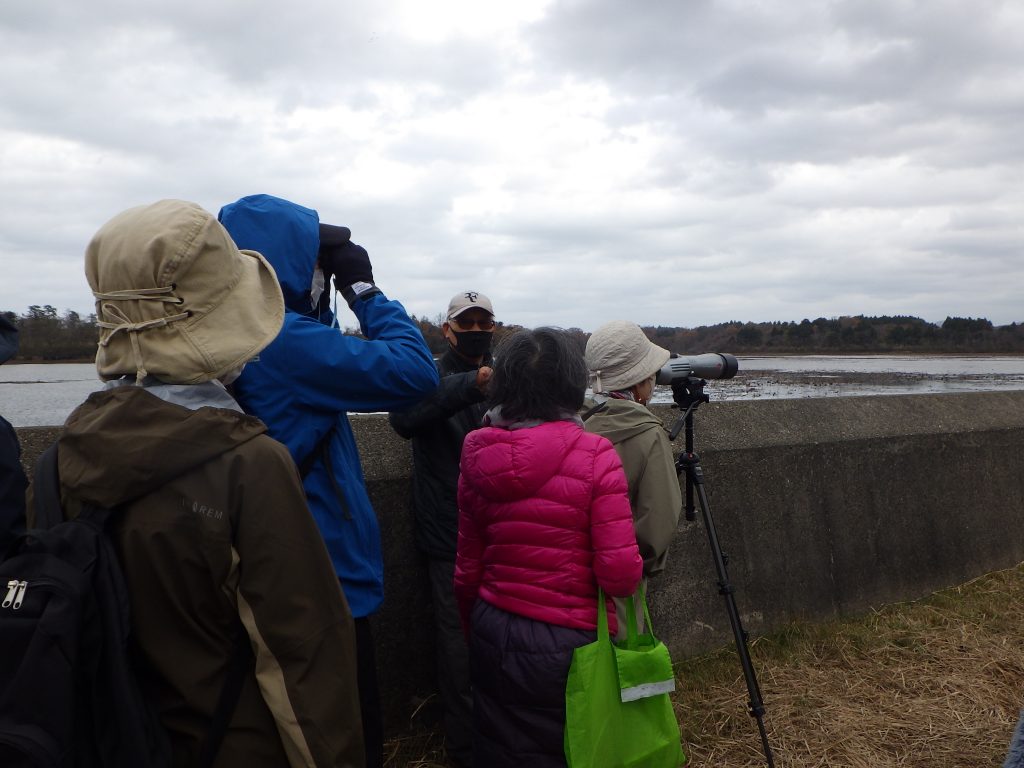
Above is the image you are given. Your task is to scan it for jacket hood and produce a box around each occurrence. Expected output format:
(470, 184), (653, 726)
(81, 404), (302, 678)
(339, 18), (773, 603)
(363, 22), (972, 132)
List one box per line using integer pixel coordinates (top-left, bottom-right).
(218, 194), (321, 315)
(57, 387), (267, 508)
(582, 397), (666, 446)
(461, 421), (584, 502)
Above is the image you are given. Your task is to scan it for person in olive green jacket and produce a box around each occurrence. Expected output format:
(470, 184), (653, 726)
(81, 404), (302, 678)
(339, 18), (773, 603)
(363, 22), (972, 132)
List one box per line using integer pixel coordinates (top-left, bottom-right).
(582, 320), (683, 634)
(28, 200), (364, 767)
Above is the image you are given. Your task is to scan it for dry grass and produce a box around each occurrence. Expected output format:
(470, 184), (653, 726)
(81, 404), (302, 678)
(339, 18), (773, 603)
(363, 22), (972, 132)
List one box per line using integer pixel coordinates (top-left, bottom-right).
(677, 564), (1024, 767)
(385, 564), (1024, 767)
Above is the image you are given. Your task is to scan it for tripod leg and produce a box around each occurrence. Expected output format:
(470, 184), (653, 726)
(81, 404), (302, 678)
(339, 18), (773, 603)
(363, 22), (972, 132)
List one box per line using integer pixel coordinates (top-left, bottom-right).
(680, 453), (775, 767)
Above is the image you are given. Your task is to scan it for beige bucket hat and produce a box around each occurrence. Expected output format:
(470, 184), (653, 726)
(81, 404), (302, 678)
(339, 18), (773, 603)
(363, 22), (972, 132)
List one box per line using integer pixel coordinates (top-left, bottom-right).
(585, 320), (670, 393)
(86, 199), (285, 384)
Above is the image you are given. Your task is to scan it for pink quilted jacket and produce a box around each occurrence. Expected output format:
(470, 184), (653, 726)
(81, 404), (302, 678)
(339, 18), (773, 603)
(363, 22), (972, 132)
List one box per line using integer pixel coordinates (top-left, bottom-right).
(454, 419), (642, 634)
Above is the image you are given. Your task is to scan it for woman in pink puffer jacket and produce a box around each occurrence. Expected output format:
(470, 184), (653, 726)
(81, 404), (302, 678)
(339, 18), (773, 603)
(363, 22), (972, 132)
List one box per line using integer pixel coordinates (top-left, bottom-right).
(455, 327), (642, 768)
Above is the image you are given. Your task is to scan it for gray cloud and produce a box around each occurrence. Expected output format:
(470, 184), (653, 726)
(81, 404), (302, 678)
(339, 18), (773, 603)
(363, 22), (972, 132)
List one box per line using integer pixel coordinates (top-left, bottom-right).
(1, 0), (1022, 332)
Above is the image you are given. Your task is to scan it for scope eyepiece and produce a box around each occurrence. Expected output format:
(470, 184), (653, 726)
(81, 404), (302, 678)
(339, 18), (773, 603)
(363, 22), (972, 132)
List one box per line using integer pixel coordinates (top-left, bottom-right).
(655, 352), (739, 384)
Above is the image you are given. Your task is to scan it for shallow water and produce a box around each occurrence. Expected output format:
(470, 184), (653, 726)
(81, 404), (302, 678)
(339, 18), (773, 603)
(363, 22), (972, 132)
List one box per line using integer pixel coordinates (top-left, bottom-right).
(652, 354), (1024, 405)
(1, 364), (103, 428)
(3, 357), (1024, 427)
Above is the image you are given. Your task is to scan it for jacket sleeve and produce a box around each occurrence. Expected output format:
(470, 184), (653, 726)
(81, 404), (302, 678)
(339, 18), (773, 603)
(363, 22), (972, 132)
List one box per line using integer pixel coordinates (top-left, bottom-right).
(632, 432), (683, 576)
(283, 294), (440, 414)
(232, 439), (364, 768)
(389, 369), (483, 439)
(589, 438), (643, 598)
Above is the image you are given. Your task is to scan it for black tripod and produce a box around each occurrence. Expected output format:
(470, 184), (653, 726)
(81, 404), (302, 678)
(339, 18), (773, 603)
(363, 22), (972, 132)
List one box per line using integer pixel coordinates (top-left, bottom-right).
(669, 377), (775, 767)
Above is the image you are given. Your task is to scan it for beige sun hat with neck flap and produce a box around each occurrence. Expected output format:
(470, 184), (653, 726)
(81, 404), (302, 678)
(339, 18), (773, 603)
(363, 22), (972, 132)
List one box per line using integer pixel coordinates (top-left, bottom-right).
(86, 199), (285, 385)
(585, 320), (670, 394)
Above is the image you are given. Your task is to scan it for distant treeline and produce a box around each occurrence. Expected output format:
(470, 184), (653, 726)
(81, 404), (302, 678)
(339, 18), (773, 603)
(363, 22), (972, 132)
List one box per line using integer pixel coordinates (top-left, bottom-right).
(296, 313), (1024, 357)
(640, 315), (1024, 355)
(3, 306), (99, 361)
(5, 305), (1024, 361)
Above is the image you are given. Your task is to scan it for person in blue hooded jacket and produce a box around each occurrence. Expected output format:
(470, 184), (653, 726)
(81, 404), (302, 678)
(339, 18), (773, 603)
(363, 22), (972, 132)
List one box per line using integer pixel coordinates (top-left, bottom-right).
(219, 194), (440, 768)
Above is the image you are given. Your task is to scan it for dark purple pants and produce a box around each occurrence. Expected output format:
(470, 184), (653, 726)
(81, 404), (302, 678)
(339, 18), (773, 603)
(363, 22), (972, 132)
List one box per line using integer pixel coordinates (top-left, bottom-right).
(469, 600), (595, 768)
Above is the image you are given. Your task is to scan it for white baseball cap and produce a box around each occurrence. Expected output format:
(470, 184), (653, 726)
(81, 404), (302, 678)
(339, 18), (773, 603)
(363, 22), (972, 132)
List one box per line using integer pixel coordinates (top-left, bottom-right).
(446, 291), (494, 319)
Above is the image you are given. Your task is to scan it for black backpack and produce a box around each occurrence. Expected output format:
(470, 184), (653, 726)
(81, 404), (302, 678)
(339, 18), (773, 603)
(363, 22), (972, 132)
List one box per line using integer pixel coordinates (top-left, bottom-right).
(0, 444), (249, 768)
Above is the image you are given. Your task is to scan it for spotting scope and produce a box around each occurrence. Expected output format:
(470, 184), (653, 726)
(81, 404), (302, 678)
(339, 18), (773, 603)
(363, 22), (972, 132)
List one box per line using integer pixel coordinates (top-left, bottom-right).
(655, 352), (739, 384)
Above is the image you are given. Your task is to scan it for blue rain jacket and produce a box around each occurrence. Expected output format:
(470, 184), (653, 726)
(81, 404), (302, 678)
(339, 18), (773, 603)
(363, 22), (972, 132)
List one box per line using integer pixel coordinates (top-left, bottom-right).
(219, 194), (439, 617)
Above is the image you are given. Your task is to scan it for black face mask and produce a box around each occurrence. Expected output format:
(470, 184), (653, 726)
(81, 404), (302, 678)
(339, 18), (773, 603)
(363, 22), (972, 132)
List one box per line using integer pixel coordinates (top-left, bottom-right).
(452, 330), (492, 359)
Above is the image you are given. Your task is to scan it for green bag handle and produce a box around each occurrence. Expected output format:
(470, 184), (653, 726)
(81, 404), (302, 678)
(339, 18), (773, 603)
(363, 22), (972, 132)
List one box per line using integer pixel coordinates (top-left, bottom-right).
(595, 584), (657, 650)
(596, 585), (610, 642)
(622, 584), (656, 650)
(611, 584), (676, 703)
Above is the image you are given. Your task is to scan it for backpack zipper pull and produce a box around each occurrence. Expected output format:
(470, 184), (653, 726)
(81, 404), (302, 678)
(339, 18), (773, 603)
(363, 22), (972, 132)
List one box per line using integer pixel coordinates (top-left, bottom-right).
(12, 581), (28, 610)
(2, 579), (17, 608)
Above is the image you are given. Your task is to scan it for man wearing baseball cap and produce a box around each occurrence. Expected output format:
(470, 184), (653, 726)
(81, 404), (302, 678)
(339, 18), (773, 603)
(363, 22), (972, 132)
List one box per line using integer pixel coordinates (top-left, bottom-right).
(389, 290), (497, 767)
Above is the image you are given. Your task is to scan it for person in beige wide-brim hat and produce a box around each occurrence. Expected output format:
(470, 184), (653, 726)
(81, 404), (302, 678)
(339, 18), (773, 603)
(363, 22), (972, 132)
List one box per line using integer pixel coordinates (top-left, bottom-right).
(585, 320), (670, 405)
(25, 200), (366, 766)
(582, 320), (683, 638)
(87, 199), (284, 385)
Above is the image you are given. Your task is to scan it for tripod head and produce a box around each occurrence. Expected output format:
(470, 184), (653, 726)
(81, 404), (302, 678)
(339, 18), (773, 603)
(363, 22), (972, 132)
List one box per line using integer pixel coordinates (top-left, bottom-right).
(662, 352), (736, 440)
(668, 377), (709, 442)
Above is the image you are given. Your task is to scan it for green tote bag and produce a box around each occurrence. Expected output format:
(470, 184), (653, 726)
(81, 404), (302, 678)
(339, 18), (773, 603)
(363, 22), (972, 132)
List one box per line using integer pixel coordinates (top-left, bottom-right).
(564, 588), (685, 768)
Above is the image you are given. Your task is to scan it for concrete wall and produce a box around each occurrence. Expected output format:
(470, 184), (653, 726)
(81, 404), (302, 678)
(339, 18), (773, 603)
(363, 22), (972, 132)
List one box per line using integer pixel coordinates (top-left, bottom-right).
(16, 390), (1024, 734)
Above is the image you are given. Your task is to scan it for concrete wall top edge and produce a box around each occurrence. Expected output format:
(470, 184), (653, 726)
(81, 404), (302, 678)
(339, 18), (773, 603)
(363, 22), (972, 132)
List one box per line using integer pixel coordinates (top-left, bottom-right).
(15, 391), (1024, 481)
(668, 391), (1024, 454)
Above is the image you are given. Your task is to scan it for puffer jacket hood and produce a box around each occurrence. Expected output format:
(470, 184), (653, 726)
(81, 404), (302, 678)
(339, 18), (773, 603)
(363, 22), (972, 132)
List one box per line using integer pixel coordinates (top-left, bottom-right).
(58, 386), (267, 508)
(582, 397), (666, 446)
(459, 420), (581, 502)
(218, 194), (322, 317)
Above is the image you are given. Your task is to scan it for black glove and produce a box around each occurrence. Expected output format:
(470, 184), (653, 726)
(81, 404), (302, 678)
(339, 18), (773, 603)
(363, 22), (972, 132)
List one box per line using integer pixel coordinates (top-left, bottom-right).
(317, 224), (353, 282)
(320, 240), (372, 283)
(322, 241), (381, 306)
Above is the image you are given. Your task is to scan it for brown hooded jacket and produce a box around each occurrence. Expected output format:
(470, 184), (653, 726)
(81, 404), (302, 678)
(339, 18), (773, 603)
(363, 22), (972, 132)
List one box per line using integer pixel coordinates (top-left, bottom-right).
(29, 386), (364, 768)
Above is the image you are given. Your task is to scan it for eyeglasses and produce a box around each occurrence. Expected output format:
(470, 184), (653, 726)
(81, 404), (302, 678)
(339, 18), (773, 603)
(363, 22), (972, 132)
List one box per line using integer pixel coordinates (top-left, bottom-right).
(449, 316), (496, 331)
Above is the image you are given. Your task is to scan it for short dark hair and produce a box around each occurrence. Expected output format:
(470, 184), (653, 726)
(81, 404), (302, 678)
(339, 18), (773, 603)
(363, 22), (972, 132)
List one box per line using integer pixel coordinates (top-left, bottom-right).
(488, 327), (587, 422)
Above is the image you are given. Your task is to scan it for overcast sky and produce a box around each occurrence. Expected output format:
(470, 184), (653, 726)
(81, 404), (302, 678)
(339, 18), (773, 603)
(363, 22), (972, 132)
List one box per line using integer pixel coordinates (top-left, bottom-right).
(2, 0), (1022, 332)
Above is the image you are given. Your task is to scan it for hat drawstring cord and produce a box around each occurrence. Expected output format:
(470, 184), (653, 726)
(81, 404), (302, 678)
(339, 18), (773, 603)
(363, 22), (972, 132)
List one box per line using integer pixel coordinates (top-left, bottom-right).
(93, 286), (189, 385)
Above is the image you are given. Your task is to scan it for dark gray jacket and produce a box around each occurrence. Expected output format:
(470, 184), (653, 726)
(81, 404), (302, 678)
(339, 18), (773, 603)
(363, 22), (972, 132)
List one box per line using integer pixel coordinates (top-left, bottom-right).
(389, 348), (489, 559)
(0, 316), (26, 544)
